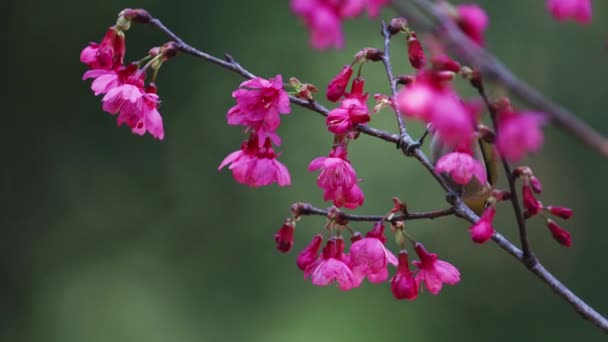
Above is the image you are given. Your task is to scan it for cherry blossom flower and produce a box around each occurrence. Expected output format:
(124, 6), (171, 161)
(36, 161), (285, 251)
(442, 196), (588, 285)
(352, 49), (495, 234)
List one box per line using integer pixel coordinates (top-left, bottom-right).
(305, 238), (358, 291)
(327, 65), (354, 102)
(297, 234), (323, 270)
(219, 136), (291, 187)
(80, 27), (126, 71)
(323, 183), (364, 209)
(455, 4), (489, 46)
(227, 75), (291, 146)
(117, 85), (164, 140)
(546, 220), (572, 247)
(547, 0), (592, 24)
(274, 219), (296, 253)
(391, 251), (419, 300)
(496, 111), (546, 162)
(350, 222), (398, 284)
(435, 152), (487, 185)
(413, 243), (460, 295)
(469, 206), (496, 244)
(326, 97), (370, 134)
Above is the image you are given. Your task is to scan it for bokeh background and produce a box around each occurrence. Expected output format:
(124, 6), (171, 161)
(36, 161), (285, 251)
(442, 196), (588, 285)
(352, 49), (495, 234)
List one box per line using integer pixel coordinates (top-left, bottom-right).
(4, 0), (608, 341)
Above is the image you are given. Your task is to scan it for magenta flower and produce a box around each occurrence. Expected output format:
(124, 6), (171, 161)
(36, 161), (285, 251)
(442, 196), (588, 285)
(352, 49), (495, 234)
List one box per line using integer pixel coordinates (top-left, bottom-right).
(412, 243), (461, 295)
(391, 251), (419, 300)
(407, 33), (427, 69)
(291, 0), (345, 49)
(305, 238), (358, 291)
(82, 69), (120, 96)
(366, 0), (389, 17)
(469, 206), (496, 244)
(274, 219), (296, 253)
(547, 0), (592, 24)
(297, 234), (323, 270)
(326, 97), (370, 134)
(350, 222), (398, 284)
(496, 111), (546, 162)
(227, 75), (291, 146)
(522, 184), (542, 217)
(219, 136), (291, 187)
(430, 97), (476, 148)
(324, 183), (364, 209)
(546, 220), (573, 247)
(327, 65), (354, 102)
(455, 4), (489, 46)
(395, 82), (437, 122)
(435, 152), (487, 185)
(115, 86), (164, 140)
(80, 27), (126, 71)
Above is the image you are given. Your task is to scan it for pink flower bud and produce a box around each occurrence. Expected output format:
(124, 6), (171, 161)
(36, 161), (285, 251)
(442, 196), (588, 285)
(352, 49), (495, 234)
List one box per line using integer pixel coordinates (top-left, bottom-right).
(546, 220), (572, 247)
(530, 176), (543, 193)
(326, 65), (353, 102)
(391, 251), (418, 300)
(469, 206), (496, 244)
(297, 234), (323, 270)
(407, 33), (427, 69)
(274, 219), (296, 253)
(522, 185), (542, 217)
(431, 55), (461, 73)
(547, 206), (574, 220)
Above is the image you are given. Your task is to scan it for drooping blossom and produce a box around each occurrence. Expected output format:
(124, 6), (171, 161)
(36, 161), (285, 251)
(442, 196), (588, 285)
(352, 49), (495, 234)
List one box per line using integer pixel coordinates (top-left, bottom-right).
(290, 0), (389, 49)
(80, 27), (126, 71)
(496, 111), (546, 162)
(326, 78), (370, 134)
(274, 219), (296, 253)
(297, 234), (324, 270)
(522, 184), (542, 218)
(469, 206), (496, 243)
(118, 85), (164, 140)
(413, 243), (461, 295)
(391, 251), (419, 300)
(219, 135), (291, 187)
(546, 220), (572, 247)
(327, 65), (354, 102)
(407, 33), (427, 69)
(546, 0), (592, 24)
(305, 238), (358, 291)
(435, 152), (487, 185)
(546, 206), (574, 220)
(227, 75), (291, 146)
(308, 145), (364, 209)
(455, 4), (489, 46)
(350, 222), (398, 284)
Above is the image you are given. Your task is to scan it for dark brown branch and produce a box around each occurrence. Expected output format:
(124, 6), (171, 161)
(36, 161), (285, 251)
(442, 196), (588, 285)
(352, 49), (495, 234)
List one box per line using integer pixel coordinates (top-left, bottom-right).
(146, 13), (608, 334)
(392, 0), (608, 157)
(475, 82), (535, 265)
(292, 202), (455, 223)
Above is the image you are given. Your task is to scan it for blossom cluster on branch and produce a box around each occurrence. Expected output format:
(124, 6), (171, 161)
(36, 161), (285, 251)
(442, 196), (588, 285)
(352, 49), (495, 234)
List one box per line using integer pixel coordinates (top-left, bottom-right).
(79, 0), (608, 333)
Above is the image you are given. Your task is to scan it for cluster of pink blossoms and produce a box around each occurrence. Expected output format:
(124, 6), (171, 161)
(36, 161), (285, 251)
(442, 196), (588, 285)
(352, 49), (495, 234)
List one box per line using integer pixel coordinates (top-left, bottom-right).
(218, 75), (292, 187)
(547, 0), (592, 24)
(81, 9), (166, 140)
(276, 216), (460, 299)
(291, 0), (390, 49)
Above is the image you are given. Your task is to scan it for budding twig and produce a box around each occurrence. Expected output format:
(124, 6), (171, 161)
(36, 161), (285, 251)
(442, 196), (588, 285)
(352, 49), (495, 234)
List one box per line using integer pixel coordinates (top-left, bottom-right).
(392, 0), (608, 157)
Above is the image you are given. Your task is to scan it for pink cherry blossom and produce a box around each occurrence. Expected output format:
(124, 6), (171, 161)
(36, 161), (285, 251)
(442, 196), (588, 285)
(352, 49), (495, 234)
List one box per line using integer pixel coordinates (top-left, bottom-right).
(80, 27), (126, 70)
(327, 65), (354, 102)
(496, 111), (546, 162)
(323, 183), (364, 209)
(326, 97), (370, 134)
(547, 0), (592, 24)
(274, 219), (296, 253)
(430, 96), (476, 147)
(412, 243), (461, 295)
(469, 206), (496, 244)
(297, 234), (323, 270)
(227, 75), (291, 146)
(435, 152), (487, 185)
(546, 220), (572, 247)
(305, 238), (358, 291)
(391, 251), (418, 300)
(455, 4), (489, 46)
(116, 86), (165, 140)
(219, 136), (291, 187)
(350, 222), (398, 284)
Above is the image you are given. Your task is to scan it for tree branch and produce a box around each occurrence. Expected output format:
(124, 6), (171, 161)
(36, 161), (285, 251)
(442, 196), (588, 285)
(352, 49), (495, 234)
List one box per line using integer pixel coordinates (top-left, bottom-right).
(381, 22), (407, 138)
(291, 202), (455, 223)
(145, 13), (608, 334)
(392, 0), (608, 157)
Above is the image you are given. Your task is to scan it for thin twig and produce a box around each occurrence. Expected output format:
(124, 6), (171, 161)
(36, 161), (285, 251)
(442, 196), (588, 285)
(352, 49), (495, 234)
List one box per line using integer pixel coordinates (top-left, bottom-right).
(475, 82), (535, 265)
(292, 202), (455, 223)
(145, 14), (608, 334)
(392, 0), (608, 157)
(381, 22), (407, 138)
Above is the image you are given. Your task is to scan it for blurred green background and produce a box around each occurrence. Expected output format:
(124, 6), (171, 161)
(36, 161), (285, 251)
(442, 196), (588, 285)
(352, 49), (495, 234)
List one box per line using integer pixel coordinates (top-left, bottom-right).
(4, 0), (608, 341)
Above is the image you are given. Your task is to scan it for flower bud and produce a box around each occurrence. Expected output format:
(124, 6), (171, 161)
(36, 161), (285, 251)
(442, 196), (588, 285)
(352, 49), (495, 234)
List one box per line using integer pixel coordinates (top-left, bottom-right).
(546, 220), (572, 248)
(431, 55), (461, 72)
(407, 33), (426, 69)
(297, 234), (323, 270)
(326, 65), (353, 102)
(391, 251), (418, 300)
(469, 206), (495, 243)
(522, 185), (542, 217)
(274, 219), (295, 253)
(546, 206), (573, 220)
(388, 17), (408, 35)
